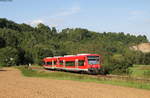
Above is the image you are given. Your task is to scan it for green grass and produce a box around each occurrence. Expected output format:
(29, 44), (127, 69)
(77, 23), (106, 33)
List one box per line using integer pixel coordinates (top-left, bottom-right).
(0, 64), (4, 69)
(16, 66), (150, 90)
(31, 64), (43, 67)
(129, 65), (150, 78)
(0, 63), (4, 67)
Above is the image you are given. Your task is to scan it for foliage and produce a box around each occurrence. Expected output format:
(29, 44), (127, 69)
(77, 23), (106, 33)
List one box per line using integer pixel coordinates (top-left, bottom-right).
(111, 54), (133, 74)
(0, 47), (19, 66)
(0, 18), (149, 74)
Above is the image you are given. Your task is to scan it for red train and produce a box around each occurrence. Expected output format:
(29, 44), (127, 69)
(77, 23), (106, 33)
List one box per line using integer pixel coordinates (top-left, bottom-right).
(43, 54), (102, 74)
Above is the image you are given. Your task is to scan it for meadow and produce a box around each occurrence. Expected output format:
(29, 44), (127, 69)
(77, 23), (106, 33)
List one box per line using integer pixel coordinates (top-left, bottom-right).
(17, 66), (150, 90)
(129, 65), (150, 78)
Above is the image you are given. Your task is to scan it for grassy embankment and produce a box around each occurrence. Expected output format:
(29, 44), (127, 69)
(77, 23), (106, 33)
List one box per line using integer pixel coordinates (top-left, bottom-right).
(17, 66), (150, 90)
(129, 65), (150, 78)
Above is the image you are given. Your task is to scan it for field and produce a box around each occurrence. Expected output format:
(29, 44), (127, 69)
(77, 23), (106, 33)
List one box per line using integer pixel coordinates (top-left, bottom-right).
(0, 67), (150, 98)
(17, 66), (150, 90)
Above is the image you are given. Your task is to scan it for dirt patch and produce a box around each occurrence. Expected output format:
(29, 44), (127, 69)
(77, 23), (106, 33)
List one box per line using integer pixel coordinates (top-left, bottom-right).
(131, 43), (150, 53)
(0, 67), (150, 98)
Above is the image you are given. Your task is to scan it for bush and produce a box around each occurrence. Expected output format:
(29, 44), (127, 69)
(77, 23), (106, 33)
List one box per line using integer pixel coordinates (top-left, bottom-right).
(103, 54), (133, 75)
(0, 47), (19, 66)
(99, 66), (110, 75)
(0, 63), (4, 68)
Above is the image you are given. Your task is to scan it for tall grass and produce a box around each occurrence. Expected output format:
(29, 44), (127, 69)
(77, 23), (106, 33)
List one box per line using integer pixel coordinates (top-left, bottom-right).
(17, 66), (150, 90)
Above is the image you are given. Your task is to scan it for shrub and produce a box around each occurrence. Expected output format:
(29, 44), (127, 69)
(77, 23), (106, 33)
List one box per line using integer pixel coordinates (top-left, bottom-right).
(103, 54), (133, 75)
(0, 47), (19, 66)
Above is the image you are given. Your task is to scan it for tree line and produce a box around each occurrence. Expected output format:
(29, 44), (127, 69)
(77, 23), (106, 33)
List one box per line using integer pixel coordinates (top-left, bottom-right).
(0, 18), (150, 74)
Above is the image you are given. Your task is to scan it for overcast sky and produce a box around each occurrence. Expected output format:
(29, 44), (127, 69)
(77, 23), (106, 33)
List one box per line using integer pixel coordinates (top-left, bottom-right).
(0, 0), (150, 41)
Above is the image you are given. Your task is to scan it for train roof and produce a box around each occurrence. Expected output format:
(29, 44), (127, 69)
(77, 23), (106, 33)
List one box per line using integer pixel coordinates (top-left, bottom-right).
(44, 54), (100, 60)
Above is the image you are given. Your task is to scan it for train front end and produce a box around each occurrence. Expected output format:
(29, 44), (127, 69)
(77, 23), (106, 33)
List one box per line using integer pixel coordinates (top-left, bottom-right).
(86, 55), (102, 74)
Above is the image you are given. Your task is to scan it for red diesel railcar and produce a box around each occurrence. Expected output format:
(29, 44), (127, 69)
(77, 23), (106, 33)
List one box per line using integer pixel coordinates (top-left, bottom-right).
(43, 54), (102, 74)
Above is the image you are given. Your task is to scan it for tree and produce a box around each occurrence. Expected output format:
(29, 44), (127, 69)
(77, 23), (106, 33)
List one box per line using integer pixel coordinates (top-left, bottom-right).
(51, 27), (57, 35)
(108, 54), (133, 74)
(0, 29), (18, 47)
(0, 47), (19, 66)
(32, 44), (54, 64)
(19, 23), (34, 32)
(37, 23), (51, 32)
(0, 37), (5, 48)
(144, 53), (150, 65)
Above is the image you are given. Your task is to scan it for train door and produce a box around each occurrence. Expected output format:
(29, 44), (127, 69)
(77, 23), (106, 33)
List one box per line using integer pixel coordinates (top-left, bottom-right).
(75, 59), (78, 69)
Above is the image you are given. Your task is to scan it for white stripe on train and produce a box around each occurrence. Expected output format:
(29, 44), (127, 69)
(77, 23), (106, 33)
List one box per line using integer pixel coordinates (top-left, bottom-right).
(43, 66), (88, 72)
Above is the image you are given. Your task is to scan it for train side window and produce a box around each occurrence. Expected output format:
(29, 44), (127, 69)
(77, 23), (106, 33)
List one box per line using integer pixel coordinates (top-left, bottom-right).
(59, 61), (63, 65)
(65, 61), (75, 66)
(47, 62), (52, 65)
(78, 60), (84, 66)
(54, 61), (57, 65)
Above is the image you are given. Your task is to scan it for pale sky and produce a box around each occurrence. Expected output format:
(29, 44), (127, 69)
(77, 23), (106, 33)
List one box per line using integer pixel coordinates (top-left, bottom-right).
(0, 0), (150, 41)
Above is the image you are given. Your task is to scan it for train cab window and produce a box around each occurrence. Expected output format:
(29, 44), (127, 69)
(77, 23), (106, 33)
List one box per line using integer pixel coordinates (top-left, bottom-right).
(66, 61), (75, 66)
(78, 60), (84, 66)
(47, 62), (52, 65)
(87, 56), (100, 65)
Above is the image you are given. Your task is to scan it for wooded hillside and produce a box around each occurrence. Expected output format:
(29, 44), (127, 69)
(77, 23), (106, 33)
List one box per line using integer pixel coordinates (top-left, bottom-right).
(0, 18), (150, 74)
